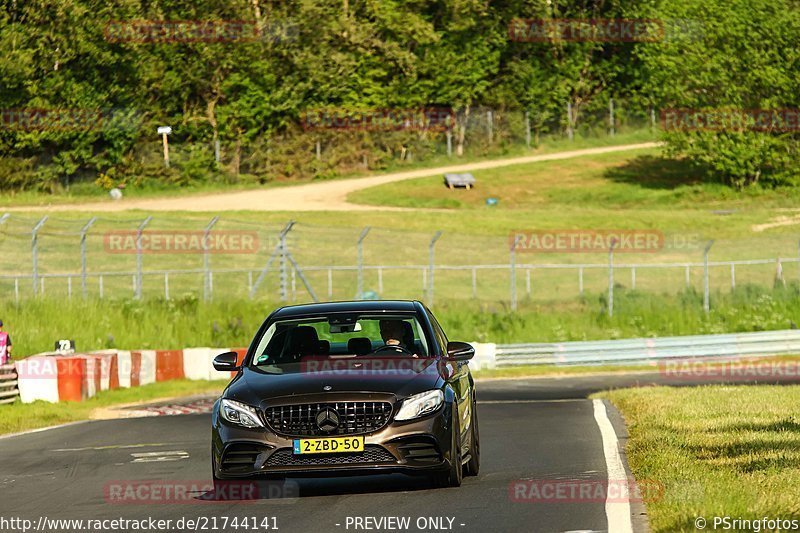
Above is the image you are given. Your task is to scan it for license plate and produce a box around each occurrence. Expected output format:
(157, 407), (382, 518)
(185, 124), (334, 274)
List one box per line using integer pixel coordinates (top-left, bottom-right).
(292, 436), (364, 455)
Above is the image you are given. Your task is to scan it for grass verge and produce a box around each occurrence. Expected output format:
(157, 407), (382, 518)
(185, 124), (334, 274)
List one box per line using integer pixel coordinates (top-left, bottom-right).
(595, 385), (800, 532)
(5, 284), (800, 357)
(0, 379), (228, 436)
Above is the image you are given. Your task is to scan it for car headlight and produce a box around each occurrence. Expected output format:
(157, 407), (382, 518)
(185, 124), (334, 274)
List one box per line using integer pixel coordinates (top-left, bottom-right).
(220, 398), (264, 428)
(394, 390), (444, 421)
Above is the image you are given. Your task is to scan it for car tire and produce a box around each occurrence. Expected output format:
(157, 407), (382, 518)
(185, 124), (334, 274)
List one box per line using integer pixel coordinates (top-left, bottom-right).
(464, 398), (480, 477)
(434, 406), (463, 488)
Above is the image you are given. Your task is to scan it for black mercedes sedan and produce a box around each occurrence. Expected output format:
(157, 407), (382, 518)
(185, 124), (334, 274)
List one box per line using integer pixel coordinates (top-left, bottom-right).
(210, 300), (479, 489)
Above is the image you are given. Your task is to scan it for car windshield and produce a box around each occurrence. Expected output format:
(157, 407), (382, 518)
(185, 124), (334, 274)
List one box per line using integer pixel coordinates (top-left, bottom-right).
(250, 314), (431, 368)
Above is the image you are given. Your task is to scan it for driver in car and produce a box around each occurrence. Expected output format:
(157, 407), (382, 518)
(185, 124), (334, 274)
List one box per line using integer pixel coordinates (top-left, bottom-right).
(379, 319), (417, 356)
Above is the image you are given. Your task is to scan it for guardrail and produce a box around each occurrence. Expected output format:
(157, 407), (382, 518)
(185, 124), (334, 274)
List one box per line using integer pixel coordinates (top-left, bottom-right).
(0, 363), (20, 404)
(492, 329), (800, 367)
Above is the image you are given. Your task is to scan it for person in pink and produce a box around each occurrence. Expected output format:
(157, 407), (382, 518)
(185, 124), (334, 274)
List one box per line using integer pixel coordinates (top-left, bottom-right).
(0, 320), (12, 365)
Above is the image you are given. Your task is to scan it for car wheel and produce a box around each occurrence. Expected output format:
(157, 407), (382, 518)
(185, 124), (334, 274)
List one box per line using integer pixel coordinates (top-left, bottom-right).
(464, 398), (480, 477)
(434, 406), (463, 488)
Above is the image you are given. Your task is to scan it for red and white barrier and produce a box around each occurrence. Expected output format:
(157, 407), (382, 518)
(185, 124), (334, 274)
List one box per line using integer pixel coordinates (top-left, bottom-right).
(16, 346), (246, 404)
(16, 355), (88, 403)
(182, 348), (217, 381)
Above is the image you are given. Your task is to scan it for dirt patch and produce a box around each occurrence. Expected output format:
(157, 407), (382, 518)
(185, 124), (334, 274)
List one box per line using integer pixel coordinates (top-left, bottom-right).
(8, 143), (657, 213)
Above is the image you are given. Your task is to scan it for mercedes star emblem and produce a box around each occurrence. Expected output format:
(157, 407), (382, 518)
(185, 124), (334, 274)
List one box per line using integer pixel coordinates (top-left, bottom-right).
(315, 407), (340, 433)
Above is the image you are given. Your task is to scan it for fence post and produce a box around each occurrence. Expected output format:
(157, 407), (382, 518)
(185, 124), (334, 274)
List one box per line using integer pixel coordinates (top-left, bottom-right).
(703, 240), (715, 313)
(685, 265), (690, 287)
(487, 110), (493, 144)
(526, 268), (531, 296)
(14, 278), (19, 303)
(730, 263), (736, 290)
(31, 216), (48, 297)
(356, 226), (370, 299)
(279, 228), (289, 301)
(525, 110), (531, 148)
(566, 101), (574, 141)
(250, 221), (294, 299)
(631, 266), (636, 290)
(578, 266), (584, 296)
(446, 130), (453, 157)
(510, 236), (520, 311)
(471, 268), (477, 299)
(80, 217), (97, 298)
(165, 272), (170, 300)
(378, 267), (383, 294)
(135, 216), (152, 300)
(776, 258), (785, 287)
(608, 98), (615, 136)
(203, 216), (219, 302)
(608, 239), (618, 317)
(428, 231), (442, 306)
(315, 140), (321, 161)
(68, 276), (72, 299)
(99, 275), (104, 298)
(328, 268), (333, 300)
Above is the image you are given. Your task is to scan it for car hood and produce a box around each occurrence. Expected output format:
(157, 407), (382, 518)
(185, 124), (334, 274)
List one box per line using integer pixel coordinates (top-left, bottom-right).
(226, 357), (446, 405)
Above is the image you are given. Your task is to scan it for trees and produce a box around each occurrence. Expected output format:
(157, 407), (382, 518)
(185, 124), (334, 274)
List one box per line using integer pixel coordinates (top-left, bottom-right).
(636, 0), (800, 187)
(1, 0), (799, 190)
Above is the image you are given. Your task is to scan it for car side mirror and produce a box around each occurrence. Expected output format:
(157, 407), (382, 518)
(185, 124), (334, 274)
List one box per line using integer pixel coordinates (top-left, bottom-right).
(446, 341), (474, 361)
(213, 351), (240, 371)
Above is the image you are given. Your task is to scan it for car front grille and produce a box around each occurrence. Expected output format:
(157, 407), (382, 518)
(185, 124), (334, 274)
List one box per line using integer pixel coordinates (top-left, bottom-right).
(264, 445), (396, 467)
(264, 401), (393, 437)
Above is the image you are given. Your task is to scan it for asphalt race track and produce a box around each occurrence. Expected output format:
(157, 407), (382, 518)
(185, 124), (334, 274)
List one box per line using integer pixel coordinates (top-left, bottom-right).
(2, 371), (796, 533)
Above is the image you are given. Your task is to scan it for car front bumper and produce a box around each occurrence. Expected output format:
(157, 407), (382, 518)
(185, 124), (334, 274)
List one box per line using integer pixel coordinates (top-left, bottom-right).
(212, 402), (455, 479)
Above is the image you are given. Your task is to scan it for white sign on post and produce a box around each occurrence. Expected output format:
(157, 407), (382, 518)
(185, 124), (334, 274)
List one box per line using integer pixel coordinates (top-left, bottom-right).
(157, 126), (172, 135)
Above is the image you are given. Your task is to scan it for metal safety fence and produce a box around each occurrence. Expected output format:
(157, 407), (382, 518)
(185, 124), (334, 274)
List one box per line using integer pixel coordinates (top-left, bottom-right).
(1, 215), (800, 313)
(493, 329), (800, 367)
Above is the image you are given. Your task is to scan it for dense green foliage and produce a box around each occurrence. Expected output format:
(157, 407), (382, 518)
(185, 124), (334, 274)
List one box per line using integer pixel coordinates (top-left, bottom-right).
(1, 0), (799, 190)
